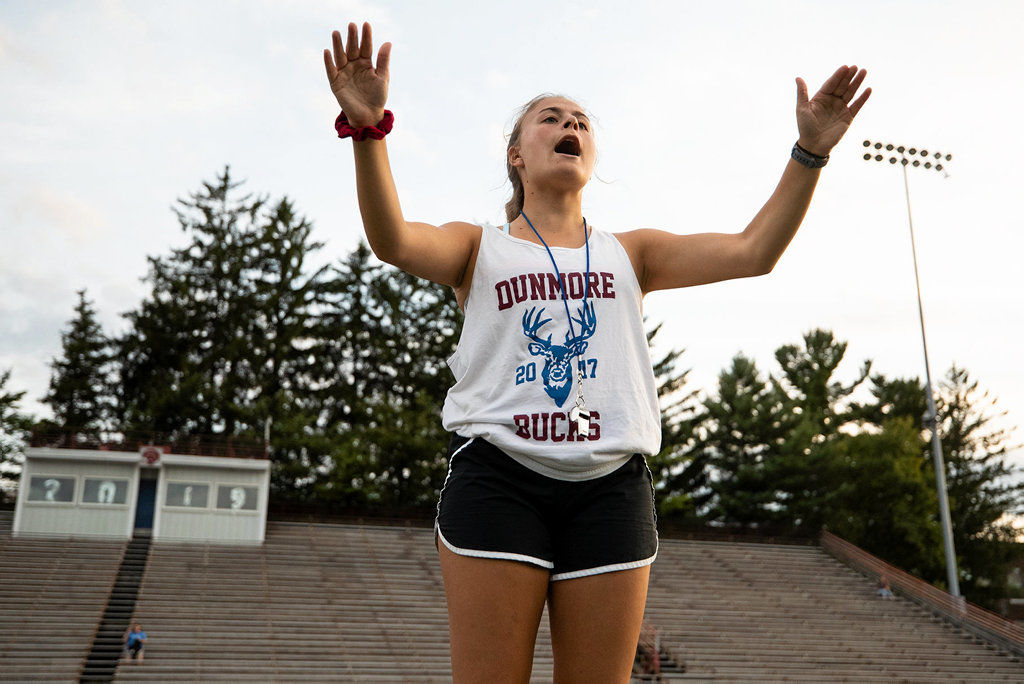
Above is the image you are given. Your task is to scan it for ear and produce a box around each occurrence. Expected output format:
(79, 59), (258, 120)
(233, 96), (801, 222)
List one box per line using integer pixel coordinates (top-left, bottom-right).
(509, 145), (524, 169)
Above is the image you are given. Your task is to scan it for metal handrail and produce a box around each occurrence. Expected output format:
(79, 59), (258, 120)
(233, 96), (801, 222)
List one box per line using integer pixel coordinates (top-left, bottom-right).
(820, 530), (1024, 658)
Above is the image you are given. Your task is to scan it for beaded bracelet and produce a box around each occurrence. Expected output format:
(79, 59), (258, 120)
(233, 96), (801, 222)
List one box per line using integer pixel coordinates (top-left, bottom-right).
(335, 110), (394, 141)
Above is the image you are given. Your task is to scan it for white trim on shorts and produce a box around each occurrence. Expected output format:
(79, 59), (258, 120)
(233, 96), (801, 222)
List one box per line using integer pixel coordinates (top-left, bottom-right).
(550, 550), (657, 581)
(435, 435), (555, 570)
(550, 455), (661, 581)
(434, 435), (660, 579)
(436, 525), (555, 569)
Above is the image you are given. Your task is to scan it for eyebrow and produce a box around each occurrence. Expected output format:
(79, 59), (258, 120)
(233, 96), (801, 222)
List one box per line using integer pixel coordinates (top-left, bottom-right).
(538, 106), (590, 122)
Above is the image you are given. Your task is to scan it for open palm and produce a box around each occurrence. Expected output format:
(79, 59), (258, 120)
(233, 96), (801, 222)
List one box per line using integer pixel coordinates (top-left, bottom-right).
(796, 65), (871, 157)
(323, 22), (391, 128)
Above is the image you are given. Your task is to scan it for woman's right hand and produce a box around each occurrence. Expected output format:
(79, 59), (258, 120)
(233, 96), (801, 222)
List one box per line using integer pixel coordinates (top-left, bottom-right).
(323, 22), (391, 128)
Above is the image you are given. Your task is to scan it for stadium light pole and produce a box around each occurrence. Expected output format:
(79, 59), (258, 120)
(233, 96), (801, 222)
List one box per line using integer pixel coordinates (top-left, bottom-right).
(862, 140), (961, 599)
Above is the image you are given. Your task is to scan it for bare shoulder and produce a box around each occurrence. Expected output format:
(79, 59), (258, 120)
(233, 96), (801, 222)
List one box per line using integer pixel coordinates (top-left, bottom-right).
(438, 220), (483, 237)
(394, 220), (483, 289)
(425, 220), (483, 248)
(610, 228), (650, 253)
(611, 229), (654, 293)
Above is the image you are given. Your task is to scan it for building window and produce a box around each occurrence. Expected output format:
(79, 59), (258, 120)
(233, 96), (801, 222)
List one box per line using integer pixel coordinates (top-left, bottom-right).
(82, 478), (129, 505)
(216, 485), (258, 511)
(165, 482), (210, 509)
(27, 476), (76, 503)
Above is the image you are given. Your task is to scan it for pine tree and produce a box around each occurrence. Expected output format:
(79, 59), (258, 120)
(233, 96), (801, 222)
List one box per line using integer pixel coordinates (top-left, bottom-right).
(936, 364), (1023, 604)
(0, 369), (31, 503)
(772, 328), (871, 439)
(118, 169), (333, 487)
(767, 329), (871, 530)
(311, 242), (463, 508)
(42, 289), (114, 443)
(817, 416), (945, 578)
(838, 363), (1021, 605)
(847, 372), (928, 430)
(698, 353), (790, 526)
(119, 166), (268, 436)
(643, 321), (705, 520)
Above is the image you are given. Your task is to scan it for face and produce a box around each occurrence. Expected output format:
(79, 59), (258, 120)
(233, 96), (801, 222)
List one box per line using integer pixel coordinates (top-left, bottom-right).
(510, 97), (596, 191)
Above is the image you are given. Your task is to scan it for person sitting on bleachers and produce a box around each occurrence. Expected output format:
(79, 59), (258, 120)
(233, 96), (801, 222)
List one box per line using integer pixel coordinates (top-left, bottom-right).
(876, 575), (895, 600)
(123, 623), (148, 662)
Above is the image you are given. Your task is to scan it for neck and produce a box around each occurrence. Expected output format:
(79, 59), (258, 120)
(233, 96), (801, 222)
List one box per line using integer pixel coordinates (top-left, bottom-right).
(518, 189), (584, 236)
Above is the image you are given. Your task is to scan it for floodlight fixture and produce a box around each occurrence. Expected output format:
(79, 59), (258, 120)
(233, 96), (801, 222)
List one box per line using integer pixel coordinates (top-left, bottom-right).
(861, 139), (960, 599)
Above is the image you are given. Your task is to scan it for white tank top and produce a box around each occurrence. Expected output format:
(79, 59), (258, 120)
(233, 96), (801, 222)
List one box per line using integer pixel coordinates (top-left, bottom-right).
(441, 222), (662, 480)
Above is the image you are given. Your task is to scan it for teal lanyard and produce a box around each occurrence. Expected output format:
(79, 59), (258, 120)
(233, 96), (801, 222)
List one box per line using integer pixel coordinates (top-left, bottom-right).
(519, 211), (590, 338)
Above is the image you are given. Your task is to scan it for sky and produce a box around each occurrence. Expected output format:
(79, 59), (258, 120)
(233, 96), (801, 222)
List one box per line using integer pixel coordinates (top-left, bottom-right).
(1, 0), (1022, 477)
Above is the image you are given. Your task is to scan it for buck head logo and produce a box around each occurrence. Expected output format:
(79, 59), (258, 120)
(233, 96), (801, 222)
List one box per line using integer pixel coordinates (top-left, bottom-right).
(522, 303), (596, 407)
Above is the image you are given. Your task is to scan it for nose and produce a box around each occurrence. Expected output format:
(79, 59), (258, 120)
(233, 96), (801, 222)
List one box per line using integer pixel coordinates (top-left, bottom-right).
(563, 116), (579, 130)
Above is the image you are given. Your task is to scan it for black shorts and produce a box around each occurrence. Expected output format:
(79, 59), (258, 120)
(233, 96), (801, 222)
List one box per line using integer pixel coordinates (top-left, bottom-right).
(434, 433), (658, 580)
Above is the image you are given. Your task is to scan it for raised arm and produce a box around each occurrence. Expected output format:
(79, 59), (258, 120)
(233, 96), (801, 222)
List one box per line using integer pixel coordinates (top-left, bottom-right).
(323, 23), (477, 287)
(618, 65), (871, 295)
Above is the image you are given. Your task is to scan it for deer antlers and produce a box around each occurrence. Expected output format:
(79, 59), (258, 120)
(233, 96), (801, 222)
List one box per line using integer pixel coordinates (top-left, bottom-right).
(567, 301), (596, 345)
(523, 303), (597, 349)
(522, 307), (553, 346)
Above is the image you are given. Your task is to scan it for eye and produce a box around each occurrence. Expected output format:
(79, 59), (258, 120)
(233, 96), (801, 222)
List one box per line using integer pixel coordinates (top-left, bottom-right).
(543, 116), (557, 123)
(579, 121), (589, 131)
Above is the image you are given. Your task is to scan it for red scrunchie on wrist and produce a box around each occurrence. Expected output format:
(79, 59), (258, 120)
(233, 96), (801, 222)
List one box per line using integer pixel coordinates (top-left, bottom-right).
(335, 110), (394, 141)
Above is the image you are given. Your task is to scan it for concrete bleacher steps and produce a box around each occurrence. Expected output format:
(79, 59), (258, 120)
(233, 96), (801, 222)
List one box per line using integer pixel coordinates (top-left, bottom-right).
(116, 521), (557, 682)
(2, 508), (1021, 681)
(113, 520), (1022, 682)
(0, 510), (127, 683)
(645, 540), (1023, 681)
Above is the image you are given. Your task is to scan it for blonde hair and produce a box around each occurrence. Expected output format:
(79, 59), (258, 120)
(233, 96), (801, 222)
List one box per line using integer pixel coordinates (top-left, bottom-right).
(504, 93), (589, 222)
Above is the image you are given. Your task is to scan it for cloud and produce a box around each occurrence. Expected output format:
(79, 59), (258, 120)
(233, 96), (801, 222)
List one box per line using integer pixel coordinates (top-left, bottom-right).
(99, 0), (150, 37)
(486, 69), (510, 90)
(10, 186), (109, 245)
(0, 19), (53, 71)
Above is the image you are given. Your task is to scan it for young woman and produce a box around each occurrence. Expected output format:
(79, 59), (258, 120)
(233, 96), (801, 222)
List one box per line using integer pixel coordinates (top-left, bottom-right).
(323, 22), (870, 682)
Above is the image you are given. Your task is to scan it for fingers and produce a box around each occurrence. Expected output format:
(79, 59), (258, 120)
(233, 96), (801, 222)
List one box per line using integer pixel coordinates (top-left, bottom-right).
(816, 65), (848, 98)
(849, 87), (872, 118)
(377, 42), (392, 80)
(346, 22), (360, 61)
(331, 29), (346, 70)
(360, 22), (373, 60)
(795, 77), (809, 107)
(832, 65), (856, 97)
(329, 21), (381, 81)
(844, 68), (867, 102)
(323, 49), (338, 81)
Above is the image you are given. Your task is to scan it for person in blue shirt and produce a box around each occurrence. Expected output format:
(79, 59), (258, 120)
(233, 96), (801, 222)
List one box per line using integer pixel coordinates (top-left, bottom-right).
(123, 623), (147, 662)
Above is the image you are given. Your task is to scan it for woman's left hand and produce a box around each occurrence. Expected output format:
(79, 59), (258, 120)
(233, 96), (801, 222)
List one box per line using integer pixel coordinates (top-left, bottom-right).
(795, 65), (871, 157)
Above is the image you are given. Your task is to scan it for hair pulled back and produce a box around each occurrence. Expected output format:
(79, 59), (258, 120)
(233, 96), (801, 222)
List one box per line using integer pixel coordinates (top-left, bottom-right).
(504, 93), (588, 223)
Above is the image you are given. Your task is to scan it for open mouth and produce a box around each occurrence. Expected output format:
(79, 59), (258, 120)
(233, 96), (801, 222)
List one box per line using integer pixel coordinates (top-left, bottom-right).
(554, 136), (581, 157)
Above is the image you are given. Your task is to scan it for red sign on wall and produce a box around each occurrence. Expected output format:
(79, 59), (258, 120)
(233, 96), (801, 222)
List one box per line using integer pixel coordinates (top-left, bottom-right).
(140, 446), (167, 465)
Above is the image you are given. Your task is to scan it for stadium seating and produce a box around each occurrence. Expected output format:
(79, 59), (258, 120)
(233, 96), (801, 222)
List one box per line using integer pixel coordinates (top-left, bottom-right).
(113, 521), (554, 681)
(1, 510), (1021, 682)
(114, 520), (1022, 682)
(645, 539), (1024, 681)
(0, 511), (126, 682)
